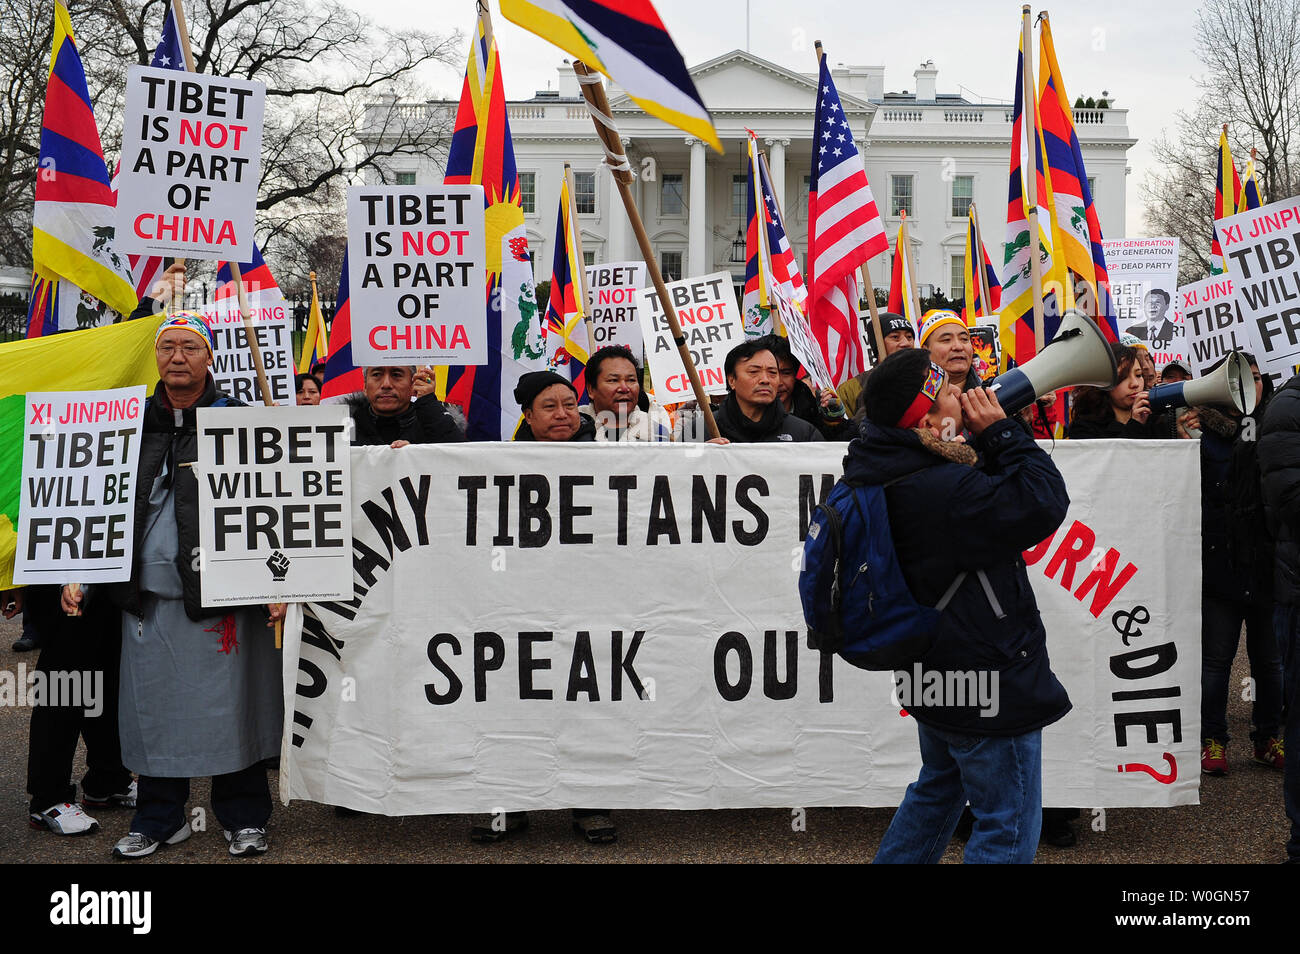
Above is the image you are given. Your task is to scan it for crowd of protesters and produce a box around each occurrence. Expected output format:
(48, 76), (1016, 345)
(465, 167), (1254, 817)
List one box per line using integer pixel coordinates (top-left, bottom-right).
(2, 266), (1295, 866)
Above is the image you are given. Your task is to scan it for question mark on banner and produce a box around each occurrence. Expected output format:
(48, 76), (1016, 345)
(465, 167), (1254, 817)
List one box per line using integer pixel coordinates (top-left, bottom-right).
(1116, 752), (1176, 784)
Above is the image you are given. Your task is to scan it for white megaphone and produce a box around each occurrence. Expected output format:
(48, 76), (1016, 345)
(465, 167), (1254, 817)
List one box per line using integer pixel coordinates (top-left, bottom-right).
(987, 309), (1118, 415)
(1147, 351), (1257, 415)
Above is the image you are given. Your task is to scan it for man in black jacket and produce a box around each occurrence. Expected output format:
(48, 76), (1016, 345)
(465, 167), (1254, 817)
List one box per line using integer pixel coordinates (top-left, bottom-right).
(712, 339), (822, 443)
(347, 366), (464, 446)
(1256, 375), (1300, 863)
(850, 349), (1071, 863)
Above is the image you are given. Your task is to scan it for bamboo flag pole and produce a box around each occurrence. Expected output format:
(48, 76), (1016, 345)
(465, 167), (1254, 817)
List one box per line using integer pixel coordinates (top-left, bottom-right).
(971, 201), (993, 319)
(1022, 4), (1045, 353)
(571, 60), (720, 439)
(814, 41), (886, 365)
(563, 162), (597, 349)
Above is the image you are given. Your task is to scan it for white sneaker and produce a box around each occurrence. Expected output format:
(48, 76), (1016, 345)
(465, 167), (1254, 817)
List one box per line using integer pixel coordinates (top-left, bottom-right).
(111, 822), (192, 859)
(29, 802), (99, 836)
(223, 827), (268, 857)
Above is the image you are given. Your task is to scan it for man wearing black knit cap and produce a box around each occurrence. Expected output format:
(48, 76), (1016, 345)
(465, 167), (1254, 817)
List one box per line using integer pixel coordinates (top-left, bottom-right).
(512, 370), (595, 442)
(846, 349), (1072, 864)
(837, 312), (915, 424)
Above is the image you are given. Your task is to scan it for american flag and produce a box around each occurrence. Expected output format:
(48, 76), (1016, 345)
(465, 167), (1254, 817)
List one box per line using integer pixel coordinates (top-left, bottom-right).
(110, 6), (186, 305)
(806, 52), (888, 385)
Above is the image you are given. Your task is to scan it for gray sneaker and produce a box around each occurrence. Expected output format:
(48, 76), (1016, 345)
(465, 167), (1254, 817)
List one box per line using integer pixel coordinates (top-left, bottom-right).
(223, 827), (268, 857)
(111, 822), (192, 859)
(83, 779), (137, 810)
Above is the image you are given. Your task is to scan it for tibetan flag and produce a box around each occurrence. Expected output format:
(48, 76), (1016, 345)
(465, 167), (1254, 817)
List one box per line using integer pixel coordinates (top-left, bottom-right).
(1, 315), (164, 588)
(299, 274), (330, 374)
(499, 0), (720, 152)
(999, 36), (1060, 370)
(1239, 156), (1262, 211)
(27, 2), (138, 335)
(741, 132), (773, 335)
(1211, 128), (1242, 275)
(886, 224), (918, 330)
(544, 176), (590, 402)
(442, 20), (546, 440)
(320, 250), (361, 401)
(962, 207), (1001, 322)
(1037, 18), (1117, 341)
(806, 52), (888, 386)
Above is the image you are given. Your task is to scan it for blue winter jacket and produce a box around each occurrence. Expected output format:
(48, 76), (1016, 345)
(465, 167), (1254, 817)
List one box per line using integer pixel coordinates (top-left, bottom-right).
(842, 419), (1072, 735)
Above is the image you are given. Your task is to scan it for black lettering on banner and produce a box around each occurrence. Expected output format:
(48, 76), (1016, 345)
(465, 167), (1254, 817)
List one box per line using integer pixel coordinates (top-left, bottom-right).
(647, 475), (680, 545)
(300, 610), (343, 662)
(460, 475), (487, 545)
(611, 629), (645, 701)
(518, 631), (552, 699)
(566, 630), (600, 701)
(493, 475), (515, 546)
(1114, 710), (1183, 746)
(296, 656), (328, 699)
(733, 475), (770, 546)
(1109, 642), (1177, 680)
(692, 475), (726, 543)
(559, 475), (594, 544)
(819, 648), (834, 704)
(425, 633), (463, 705)
(473, 631), (505, 702)
(400, 476), (432, 546)
(798, 474), (837, 540)
(609, 475), (636, 546)
(518, 474), (551, 548)
(361, 487), (412, 557)
(763, 630), (798, 700)
(714, 631), (752, 701)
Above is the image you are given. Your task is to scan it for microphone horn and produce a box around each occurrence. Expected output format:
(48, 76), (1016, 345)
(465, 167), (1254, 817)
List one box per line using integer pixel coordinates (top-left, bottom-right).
(987, 309), (1118, 416)
(1148, 351), (1257, 415)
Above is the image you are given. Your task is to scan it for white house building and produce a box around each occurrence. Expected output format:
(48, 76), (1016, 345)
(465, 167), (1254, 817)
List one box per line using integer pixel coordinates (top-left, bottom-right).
(362, 50), (1135, 307)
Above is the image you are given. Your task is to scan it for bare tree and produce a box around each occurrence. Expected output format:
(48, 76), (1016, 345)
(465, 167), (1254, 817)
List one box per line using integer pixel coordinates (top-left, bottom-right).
(1144, 0), (1300, 281)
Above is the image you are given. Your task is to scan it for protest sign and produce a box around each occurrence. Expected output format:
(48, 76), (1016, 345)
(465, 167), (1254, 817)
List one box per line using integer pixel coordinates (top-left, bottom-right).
(206, 313), (294, 405)
(637, 271), (744, 401)
(1217, 196), (1300, 388)
(281, 440), (1200, 813)
(116, 67), (265, 260)
(13, 387), (145, 584)
(969, 325), (1000, 382)
(1177, 275), (1256, 377)
(770, 285), (835, 391)
(347, 186), (486, 366)
(584, 261), (646, 353)
(1102, 238), (1182, 368)
(195, 405), (352, 604)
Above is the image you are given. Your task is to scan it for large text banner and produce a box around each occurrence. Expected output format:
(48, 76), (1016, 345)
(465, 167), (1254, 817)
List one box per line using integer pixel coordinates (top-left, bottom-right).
(282, 441), (1200, 813)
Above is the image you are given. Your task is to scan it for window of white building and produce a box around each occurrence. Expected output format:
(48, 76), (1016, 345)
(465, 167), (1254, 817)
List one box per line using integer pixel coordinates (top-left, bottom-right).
(951, 175), (973, 218)
(573, 171), (596, 214)
(732, 175), (747, 218)
(518, 172), (535, 214)
(661, 250), (683, 281)
(662, 174), (685, 216)
(395, 172), (416, 186)
(891, 175), (914, 217)
(950, 253), (966, 300)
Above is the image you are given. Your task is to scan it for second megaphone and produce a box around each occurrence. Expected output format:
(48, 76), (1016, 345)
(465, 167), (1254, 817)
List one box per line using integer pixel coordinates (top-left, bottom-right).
(987, 309), (1118, 416)
(1147, 351), (1258, 416)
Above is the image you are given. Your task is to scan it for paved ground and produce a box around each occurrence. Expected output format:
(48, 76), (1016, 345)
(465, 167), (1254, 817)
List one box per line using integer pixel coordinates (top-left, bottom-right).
(0, 613), (1289, 864)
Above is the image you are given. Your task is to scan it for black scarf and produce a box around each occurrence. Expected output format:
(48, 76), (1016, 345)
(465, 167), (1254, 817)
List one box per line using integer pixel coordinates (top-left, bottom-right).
(723, 392), (784, 440)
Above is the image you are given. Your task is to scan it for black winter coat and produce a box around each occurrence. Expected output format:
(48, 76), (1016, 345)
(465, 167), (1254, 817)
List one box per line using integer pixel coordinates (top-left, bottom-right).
(1069, 409), (1155, 440)
(345, 392), (464, 445)
(842, 420), (1072, 735)
(713, 394), (823, 443)
(1259, 376), (1300, 605)
(114, 377), (243, 623)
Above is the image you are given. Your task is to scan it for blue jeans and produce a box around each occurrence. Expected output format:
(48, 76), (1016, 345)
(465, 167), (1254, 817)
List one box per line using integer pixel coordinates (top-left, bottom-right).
(1202, 595), (1283, 744)
(874, 723), (1042, 864)
(1274, 605), (1300, 861)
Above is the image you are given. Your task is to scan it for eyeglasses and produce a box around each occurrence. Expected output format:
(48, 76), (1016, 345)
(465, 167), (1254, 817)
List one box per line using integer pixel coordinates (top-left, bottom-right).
(156, 342), (208, 357)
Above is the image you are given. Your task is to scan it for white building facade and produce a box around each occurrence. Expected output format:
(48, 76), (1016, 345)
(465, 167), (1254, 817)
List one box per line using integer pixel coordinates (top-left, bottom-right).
(364, 50), (1135, 307)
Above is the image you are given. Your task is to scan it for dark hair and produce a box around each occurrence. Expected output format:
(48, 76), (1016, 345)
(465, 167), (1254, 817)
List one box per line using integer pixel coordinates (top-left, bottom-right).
(862, 347), (935, 427)
(1071, 343), (1137, 424)
(587, 345), (639, 382)
(295, 373), (318, 393)
(724, 338), (778, 381)
(1144, 287), (1171, 306)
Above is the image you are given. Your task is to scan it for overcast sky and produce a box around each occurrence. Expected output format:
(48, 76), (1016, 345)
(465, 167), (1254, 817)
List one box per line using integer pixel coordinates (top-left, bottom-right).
(363, 1), (1207, 235)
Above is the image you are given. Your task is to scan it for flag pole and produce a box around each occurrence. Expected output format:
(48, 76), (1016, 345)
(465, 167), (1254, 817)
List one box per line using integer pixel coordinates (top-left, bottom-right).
(748, 134), (771, 313)
(971, 202), (993, 319)
(162, 0), (199, 314)
(571, 60), (720, 439)
(1022, 4), (1045, 353)
(563, 162), (597, 348)
(814, 41), (885, 365)
(900, 210), (922, 321)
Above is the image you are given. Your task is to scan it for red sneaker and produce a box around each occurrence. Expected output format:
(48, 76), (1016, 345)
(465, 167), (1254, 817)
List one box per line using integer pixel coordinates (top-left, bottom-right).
(1201, 738), (1228, 776)
(1252, 737), (1285, 771)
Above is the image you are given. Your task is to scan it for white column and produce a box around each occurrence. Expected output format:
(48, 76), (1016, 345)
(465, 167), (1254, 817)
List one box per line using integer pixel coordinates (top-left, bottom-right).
(765, 138), (789, 216)
(687, 137), (707, 275)
(606, 156), (626, 263)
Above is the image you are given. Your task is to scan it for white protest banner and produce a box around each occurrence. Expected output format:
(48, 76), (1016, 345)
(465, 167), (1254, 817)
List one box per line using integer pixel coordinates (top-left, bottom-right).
(1217, 196), (1300, 389)
(195, 405), (352, 604)
(347, 185), (486, 366)
(206, 314), (294, 405)
(637, 271), (744, 401)
(1177, 275), (1256, 377)
(585, 261), (646, 353)
(115, 67), (265, 260)
(770, 285), (834, 391)
(13, 387), (146, 584)
(281, 441), (1200, 813)
(1102, 238), (1182, 369)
